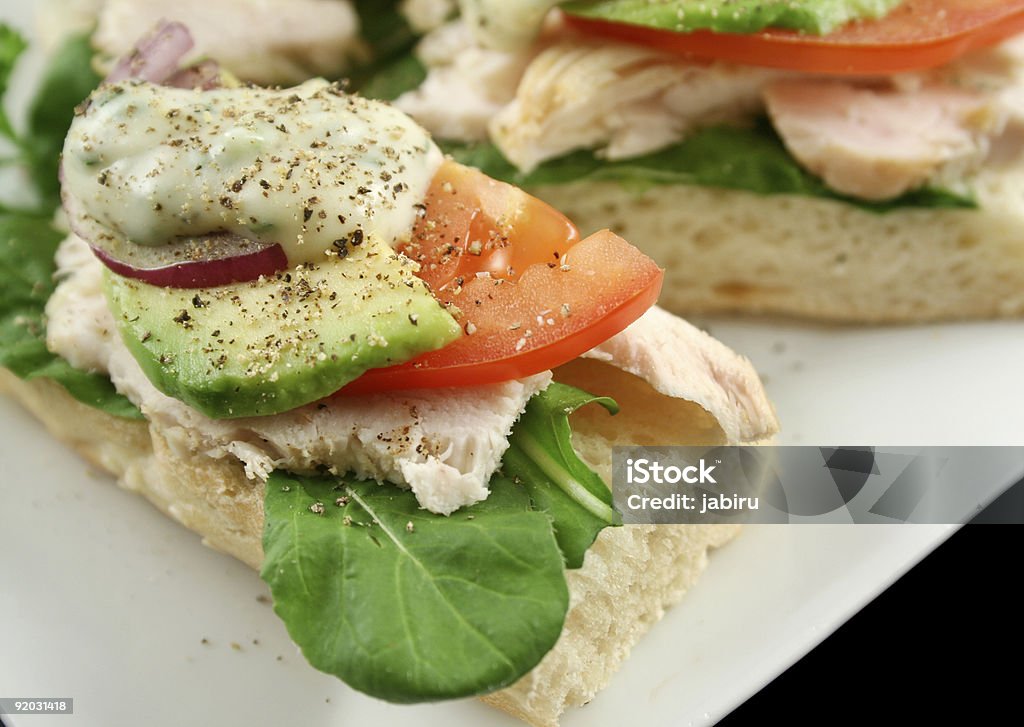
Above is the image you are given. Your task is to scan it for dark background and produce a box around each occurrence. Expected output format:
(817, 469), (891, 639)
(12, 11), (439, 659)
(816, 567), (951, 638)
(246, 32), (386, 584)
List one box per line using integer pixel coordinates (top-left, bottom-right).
(720, 508), (1022, 723)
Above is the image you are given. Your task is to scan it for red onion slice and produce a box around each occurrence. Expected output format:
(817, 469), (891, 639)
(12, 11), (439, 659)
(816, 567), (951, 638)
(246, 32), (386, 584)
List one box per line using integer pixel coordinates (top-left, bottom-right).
(68, 22), (265, 288)
(165, 59), (222, 90)
(105, 20), (195, 84)
(89, 234), (288, 289)
(64, 162), (285, 289)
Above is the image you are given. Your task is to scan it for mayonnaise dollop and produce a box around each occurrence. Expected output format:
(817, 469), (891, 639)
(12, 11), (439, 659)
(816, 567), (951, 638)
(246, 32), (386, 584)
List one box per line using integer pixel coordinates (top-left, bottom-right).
(63, 79), (443, 264)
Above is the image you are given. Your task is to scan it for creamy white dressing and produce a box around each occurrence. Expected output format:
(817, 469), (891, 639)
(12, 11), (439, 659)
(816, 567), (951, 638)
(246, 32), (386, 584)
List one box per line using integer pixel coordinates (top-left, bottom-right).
(62, 79), (443, 264)
(458, 0), (561, 50)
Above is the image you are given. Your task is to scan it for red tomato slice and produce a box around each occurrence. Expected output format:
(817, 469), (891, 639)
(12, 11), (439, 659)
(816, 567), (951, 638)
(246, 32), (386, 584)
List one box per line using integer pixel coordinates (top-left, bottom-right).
(563, 0), (1024, 75)
(339, 161), (663, 394)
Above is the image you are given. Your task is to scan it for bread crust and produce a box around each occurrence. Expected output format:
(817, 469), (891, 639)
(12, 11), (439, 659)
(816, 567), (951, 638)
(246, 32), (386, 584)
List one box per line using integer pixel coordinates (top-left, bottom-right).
(0, 368), (764, 725)
(535, 165), (1024, 322)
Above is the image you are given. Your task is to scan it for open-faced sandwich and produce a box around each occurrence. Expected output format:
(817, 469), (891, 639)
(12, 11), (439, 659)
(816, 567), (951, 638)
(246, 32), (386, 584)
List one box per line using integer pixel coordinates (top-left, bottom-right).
(346, 0), (1024, 322)
(0, 19), (777, 727)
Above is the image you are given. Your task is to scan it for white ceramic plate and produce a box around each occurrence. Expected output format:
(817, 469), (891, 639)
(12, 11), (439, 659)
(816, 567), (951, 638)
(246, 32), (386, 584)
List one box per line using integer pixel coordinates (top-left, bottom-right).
(0, 392), (959, 727)
(3, 4), (1022, 726)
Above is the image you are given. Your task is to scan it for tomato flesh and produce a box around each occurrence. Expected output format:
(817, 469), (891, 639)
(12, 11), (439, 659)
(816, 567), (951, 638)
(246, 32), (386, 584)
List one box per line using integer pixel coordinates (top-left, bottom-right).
(563, 0), (1024, 75)
(340, 162), (663, 394)
(401, 160), (581, 292)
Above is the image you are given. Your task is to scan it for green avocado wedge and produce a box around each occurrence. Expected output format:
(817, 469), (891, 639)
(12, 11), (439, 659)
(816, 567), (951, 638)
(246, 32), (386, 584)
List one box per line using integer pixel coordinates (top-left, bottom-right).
(562, 0), (903, 36)
(104, 238), (462, 419)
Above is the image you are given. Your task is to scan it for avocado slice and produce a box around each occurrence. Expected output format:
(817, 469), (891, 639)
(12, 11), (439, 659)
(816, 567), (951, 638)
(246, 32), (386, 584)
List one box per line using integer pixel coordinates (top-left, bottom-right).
(104, 238), (462, 419)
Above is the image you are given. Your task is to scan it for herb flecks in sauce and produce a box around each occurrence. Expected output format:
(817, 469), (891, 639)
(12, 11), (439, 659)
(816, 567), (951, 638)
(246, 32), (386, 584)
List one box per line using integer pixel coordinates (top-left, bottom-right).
(63, 79), (443, 265)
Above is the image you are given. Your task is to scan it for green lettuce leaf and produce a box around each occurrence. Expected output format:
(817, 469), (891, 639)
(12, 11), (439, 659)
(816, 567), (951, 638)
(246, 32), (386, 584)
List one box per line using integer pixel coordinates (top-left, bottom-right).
(0, 30), (136, 418)
(262, 473), (569, 702)
(353, 0), (418, 63)
(358, 52), (427, 101)
(0, 24), (28, 142)
(442, 122), (977, 214)
(347, 0), (423, 93)
(0, 212), (143, 419)
(24, 33), (101, 206)
(260, 383), (619, 702)
(503, 382), (620, 568)
(562, 0), (902, 35)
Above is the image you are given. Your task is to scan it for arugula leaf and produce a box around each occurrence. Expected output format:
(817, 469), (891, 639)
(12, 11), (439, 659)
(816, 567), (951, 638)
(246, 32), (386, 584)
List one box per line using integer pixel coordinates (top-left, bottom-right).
(0, 29), (99, 207)
(347, 0), (422, 93)
(562, 0), (902, 36)
(0, 24), (28, 143)
(0, 32), (134, 418)
(261, 472), (569, 702)
(359, 52), (427, 101)
(353, 0), (419, 63)
(260, 383), (620, 702)
(442, 121), (977, 214)
(503, 382), (620, 568)
(0, 212), (143, 419)
(24, 33), (101, 206)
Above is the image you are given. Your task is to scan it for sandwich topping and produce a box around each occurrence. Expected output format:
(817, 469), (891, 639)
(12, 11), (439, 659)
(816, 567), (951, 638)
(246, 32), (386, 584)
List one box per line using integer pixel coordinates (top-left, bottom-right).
(459, 0), (905, 50)
(46, 233), (551, 515)
(59, 35), (663, 420)
(459, 0), (563, 49)
(63, 78), (442, 265)
(49, 22), (665, 513)
(394, 1), (1024, 203)
(559, 0), (905, 36)
(562, 0), (1024, 74)
(91, 0), (362, 86)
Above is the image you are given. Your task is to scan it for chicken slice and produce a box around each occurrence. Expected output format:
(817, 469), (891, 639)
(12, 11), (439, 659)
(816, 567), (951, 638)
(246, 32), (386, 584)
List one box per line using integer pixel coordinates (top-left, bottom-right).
(93, 0), (363, 86)
(36, 0), (105, 53)
(581, 306), (775, 445)
(490, 39), (779, 172)
(47, 235), (777, 515)
(46, 235), (552, 516)
(401, 0), (457, 33)
(764, 79), (1005, 200)
(395, 20), (534, 142)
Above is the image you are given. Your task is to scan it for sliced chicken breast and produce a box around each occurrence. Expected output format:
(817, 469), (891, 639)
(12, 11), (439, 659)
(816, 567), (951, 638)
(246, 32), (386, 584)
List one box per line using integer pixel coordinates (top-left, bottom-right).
(93, 0), (363, 85)
(46, 234), (777, 515)
(764, 79), (1005, 200)
(489, 39), (779, 172)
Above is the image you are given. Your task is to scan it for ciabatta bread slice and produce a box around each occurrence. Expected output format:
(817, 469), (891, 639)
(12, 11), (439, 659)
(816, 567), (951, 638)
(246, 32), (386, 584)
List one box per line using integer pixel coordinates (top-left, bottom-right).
(533, 157), (1024, 324)
(0, 306), (777, 726)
